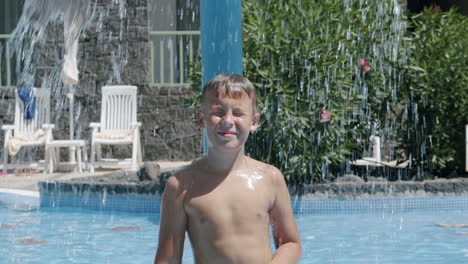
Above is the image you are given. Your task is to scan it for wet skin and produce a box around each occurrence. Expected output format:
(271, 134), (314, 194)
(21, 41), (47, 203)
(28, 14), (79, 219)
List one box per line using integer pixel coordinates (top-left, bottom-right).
(155, 92), (301, 263)
(184, 157), (276, 263)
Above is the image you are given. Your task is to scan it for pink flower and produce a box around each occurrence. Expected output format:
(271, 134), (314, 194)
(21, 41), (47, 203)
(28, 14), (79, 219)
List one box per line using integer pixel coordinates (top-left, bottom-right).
(320, 108), (333, 120)
(363, 64), (371, 73)
(359, 58), (371, 73)
(359, 58), (367, 66)
(431, 7), (441, 14)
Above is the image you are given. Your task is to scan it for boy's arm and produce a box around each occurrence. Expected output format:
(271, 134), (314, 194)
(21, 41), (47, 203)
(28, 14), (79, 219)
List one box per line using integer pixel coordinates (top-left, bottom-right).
(270, 168), (302, 264)
(154, 175), (187, 264)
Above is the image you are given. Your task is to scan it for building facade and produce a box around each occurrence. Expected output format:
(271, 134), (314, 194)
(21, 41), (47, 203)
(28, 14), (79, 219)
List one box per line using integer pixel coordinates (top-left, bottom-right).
(0, 0), (202, 162)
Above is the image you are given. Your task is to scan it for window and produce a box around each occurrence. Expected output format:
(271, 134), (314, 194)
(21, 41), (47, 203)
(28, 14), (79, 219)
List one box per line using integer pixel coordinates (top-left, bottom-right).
(148, 0), (200, 86)
(0, 0), (24, 87)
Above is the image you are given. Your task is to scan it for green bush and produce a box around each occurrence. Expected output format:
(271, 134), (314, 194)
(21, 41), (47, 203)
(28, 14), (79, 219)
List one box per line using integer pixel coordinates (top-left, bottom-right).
(399, 7), (468, 176)
(242, 0), (407, 184)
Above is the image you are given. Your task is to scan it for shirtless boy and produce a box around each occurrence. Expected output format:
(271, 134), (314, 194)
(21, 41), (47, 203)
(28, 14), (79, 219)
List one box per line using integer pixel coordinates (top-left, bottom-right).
(154, 73), (301, 263)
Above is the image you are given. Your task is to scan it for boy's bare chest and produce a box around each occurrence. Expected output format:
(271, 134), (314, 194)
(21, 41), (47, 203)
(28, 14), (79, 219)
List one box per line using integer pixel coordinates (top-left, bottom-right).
(184, 174), (274, 224)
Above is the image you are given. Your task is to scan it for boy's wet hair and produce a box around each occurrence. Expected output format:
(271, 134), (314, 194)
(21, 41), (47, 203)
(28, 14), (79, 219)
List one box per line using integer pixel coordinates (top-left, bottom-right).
(201, 73), (258, 112)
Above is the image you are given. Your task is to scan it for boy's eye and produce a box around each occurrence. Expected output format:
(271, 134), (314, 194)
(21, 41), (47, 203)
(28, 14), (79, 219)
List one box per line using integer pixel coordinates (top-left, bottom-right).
(233, 112), (245, 117)
(211, 111), (224, 116)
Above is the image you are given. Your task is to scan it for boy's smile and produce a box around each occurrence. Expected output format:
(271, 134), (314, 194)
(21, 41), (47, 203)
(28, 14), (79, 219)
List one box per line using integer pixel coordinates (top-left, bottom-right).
(198, 92), (259, 152)
(218, 131), (237, 137)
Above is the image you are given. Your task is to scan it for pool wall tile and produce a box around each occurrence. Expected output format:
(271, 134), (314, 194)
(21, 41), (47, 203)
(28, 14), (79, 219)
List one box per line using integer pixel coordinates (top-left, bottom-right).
(40, 193), (162, 213)
(291, 196), (468, 214)
(38, 191), (468, 214)
(37, 179), (468, 214)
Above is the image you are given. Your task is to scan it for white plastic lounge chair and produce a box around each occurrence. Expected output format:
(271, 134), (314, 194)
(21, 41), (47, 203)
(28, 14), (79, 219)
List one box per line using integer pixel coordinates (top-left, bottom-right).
(350, 136), (408, 168)
(89, 85), (142, 172)
(2, 88), (54, 173)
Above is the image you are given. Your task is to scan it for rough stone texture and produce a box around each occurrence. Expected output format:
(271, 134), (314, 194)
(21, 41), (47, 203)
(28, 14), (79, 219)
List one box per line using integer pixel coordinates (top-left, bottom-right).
(0, 0), (201, 163)
(37, 162), (187, 197)
(292, 178), (468, 199)
(336, 174), (365, 183)
(139, 161), (161, 181)
(38, 170), (167, 197)
(39, 180), (164, 197)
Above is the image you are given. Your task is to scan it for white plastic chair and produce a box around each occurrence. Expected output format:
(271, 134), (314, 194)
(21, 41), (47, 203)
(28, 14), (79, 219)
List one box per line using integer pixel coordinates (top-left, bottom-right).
(2, 88), (54, 173)
(89, 85), (142, 172)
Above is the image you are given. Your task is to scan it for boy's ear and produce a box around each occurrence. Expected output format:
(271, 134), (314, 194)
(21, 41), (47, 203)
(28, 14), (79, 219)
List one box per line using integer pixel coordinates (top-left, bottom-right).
(197, 110), (205, 128)
(250, 112), (260, 132)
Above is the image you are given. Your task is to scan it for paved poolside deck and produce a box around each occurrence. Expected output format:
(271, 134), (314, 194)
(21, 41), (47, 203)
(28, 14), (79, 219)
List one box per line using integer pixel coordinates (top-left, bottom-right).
(0, 161), (191, 192)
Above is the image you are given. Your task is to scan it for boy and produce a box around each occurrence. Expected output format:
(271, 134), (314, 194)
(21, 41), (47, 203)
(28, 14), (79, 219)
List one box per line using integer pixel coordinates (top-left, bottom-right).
(155, 73), (301, 263)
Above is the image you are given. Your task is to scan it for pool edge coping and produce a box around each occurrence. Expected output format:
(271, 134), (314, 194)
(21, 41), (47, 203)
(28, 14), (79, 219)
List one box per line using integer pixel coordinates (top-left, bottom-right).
(0, 188), (40, 198)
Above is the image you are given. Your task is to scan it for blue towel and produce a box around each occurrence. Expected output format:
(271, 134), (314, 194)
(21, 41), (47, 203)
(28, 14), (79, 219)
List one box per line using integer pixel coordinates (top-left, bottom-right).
(17, 88), (36, 119)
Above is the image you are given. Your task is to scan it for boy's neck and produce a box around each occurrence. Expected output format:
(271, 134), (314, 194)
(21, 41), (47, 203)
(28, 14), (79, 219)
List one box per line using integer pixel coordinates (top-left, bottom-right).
(206, 148), (246, 174)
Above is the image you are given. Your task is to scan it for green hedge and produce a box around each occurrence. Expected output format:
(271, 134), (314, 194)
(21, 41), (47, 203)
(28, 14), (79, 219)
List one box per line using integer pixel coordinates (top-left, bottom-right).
(399, 7), (468, 176)
(242, 0), (407, 184)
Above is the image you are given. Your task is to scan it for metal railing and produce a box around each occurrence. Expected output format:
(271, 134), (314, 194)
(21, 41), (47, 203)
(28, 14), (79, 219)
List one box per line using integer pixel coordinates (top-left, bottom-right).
(0, 34), (13, 88)
(149, 30), (201, 87)
(0, 31), (201, 88)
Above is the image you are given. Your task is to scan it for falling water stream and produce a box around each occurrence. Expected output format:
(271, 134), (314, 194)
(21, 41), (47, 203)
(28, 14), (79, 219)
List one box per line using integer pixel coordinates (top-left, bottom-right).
(3, 0), (423, 182)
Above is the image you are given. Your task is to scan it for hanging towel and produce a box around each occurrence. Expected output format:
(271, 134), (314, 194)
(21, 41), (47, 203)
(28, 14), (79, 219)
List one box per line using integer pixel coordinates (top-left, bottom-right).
(8, 129), (45, 156)
(96, 132), (133, 141)
(62, 0), (87, 86)
(17, 88), (36, 119)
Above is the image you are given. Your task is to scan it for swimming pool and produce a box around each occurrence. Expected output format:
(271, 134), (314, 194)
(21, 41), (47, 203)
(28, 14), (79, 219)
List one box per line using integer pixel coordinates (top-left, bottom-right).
(298, 210), (468, 263)
(1, 192), (468, 263)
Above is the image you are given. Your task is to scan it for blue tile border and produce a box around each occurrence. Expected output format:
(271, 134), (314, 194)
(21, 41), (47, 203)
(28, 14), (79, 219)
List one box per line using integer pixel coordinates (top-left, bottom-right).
(36, 190), (468, 214)
(39, 193), (162, 214)
(291, 196), (468, 214)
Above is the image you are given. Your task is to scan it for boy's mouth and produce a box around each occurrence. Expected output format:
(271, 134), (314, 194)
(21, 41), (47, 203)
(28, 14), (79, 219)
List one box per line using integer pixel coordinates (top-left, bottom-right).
(218, 131), (237, 137)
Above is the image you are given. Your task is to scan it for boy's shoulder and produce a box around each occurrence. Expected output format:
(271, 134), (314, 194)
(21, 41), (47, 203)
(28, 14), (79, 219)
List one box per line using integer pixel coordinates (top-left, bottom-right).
(165, 158), (204, 187)
(170, 157), (203, 174)
(245, 156), (284, 179)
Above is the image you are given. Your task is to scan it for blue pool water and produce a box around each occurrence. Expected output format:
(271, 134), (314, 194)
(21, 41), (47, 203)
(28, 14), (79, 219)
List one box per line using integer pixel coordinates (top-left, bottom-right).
(1, 194), (468, 263)
(298, 211), (468, 263)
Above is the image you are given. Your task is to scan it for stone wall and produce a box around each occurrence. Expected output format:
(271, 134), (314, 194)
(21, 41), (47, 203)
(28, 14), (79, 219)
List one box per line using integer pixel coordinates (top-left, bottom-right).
(291, 178), (468, 200)
(0, 0), (201, 163)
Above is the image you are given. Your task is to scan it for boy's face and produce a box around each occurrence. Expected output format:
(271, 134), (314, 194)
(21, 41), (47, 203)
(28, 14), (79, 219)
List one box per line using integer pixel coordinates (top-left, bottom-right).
(198, 91), (260, 152)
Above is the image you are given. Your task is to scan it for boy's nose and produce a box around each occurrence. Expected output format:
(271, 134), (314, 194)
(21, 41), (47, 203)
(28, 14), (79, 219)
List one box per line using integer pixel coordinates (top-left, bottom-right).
(221, 113), (234, 125)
